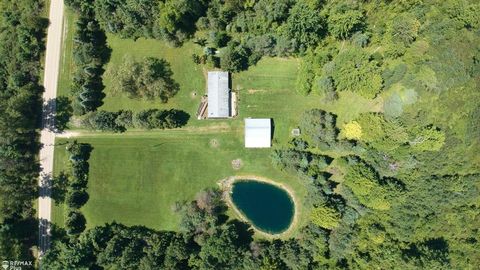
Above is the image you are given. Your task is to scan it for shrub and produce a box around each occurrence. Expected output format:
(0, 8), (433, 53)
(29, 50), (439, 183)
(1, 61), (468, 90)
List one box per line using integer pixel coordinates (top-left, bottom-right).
(111, 57), (179, 102)
(65, 210), (86, 235)
(81, 111), (125, 132)
(220, 41), (250, 72)
(342, 121), (362, 140)
(65, 189), (89, 209)
(310, 205), (341, 229)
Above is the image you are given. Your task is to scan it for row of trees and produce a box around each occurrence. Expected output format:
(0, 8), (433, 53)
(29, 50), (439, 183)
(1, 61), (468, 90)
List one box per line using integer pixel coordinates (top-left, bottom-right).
(62, 141), (92, 235)
(42, 188), (333, 269)
(0, 0), (47, 261)
(81, 109), (190, 132)
(66, 0), (110, 115)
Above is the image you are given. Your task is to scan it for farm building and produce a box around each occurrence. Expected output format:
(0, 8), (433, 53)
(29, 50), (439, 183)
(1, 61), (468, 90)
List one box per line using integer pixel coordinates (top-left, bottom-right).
(244, 118), (272, 148)
(207, 71), (231, 118)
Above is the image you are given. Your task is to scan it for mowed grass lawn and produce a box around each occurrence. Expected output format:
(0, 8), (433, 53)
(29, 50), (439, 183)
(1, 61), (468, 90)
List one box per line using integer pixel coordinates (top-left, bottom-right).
(53, 131), (307, 231)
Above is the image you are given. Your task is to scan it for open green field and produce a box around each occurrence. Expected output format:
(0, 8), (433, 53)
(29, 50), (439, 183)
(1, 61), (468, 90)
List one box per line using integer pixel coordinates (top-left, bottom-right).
(53, 12), (379, 235)
(53, 130), (308, 231)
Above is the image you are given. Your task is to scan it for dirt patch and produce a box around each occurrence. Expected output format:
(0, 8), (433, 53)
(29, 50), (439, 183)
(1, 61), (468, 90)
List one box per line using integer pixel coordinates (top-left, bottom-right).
(55, 131), (81, 138)
(209, 138), (220, 148)
(231, 159), (243, 170)
(190, 91), (198, 99)
(247, 89), (267, 94)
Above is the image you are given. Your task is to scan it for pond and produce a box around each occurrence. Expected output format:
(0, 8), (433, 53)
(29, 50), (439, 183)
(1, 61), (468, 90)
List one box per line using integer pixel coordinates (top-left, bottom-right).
(231, 180), (295, 234)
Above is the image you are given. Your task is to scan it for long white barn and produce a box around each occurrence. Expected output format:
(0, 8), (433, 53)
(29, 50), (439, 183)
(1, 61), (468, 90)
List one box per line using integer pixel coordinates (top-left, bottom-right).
(207, 71), (231, 118)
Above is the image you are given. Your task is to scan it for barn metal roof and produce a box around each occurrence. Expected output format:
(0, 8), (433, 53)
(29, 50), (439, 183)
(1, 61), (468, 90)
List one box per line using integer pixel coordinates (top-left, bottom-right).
(208, 71), (230, 118)
(245, 118), (272, 148)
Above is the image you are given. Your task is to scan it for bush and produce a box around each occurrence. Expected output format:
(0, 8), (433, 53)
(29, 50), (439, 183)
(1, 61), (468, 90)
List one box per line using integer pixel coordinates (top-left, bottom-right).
(328, 10), (365, 39)
(220, 41), (250, 72)
(114, 110), (134, 128)
(299, 109), (339, 149)
(110, 57), (179, 102)
(82, 111), (125, 132)
(65, 189), (89, 209)
(65, 210), (86, 235)
(133, 109), (190, 129)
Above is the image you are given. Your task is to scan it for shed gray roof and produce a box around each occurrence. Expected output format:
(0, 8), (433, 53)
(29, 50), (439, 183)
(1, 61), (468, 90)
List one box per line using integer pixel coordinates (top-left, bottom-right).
(208, 71), (230, 118)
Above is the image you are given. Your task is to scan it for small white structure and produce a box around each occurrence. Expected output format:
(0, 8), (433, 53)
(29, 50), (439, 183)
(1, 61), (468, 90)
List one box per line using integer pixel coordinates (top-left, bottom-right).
(207, 71), (230, 118)
(245, 118), (271, 148)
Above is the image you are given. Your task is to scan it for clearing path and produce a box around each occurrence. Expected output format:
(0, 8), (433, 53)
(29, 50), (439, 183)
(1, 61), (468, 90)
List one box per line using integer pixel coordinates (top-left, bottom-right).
(39, 0), (64, 258)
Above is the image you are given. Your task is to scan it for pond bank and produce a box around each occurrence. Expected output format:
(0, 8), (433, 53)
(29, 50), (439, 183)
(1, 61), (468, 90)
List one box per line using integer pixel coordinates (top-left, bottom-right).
(218, 175), (299, 238)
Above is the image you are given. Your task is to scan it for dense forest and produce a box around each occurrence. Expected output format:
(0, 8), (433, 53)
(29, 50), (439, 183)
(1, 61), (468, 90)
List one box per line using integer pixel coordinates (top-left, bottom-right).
(0, 0), (47, 262)
(43, 0), (480, 269)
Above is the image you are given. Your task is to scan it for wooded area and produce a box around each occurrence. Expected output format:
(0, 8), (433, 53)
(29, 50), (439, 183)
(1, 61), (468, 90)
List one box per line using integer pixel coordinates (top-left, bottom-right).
(0, 0), (478, 268)
(0, 0), (47, 262)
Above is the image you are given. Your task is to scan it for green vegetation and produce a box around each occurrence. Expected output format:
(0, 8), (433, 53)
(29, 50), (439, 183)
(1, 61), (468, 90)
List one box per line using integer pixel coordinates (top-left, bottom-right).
(81, 109), (189, 132)
(110, 57), (179, 101)
(0, 0), (46, 262)
(70, 11), (110, 115)
(44, 0), (480, 269)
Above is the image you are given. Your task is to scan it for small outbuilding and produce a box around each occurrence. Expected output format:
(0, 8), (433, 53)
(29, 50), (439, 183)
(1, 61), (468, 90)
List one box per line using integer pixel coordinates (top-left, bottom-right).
(245, 118), (272, 148)
(207, 71), (231, 118)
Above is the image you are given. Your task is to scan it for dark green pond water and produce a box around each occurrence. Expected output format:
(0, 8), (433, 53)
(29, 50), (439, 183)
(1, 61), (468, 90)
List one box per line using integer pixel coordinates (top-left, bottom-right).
(231, 180), (294, 234)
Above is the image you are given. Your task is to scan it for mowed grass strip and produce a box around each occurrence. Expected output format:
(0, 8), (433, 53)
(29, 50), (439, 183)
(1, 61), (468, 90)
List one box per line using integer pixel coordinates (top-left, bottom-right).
(57, 8), (76, 98)
(53, 132), (307, 231)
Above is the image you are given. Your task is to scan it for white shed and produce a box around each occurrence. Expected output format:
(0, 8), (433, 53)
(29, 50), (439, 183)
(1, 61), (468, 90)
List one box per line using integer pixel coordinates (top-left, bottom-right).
(207, 71), (230, 118)
(245, 118), (271, 148)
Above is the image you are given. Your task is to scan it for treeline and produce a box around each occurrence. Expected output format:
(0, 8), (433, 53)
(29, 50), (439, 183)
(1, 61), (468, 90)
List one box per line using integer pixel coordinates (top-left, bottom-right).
(66, 0), (110, 115)
(0, 0), (47, 260)
(58, 141), (92, 235)
(65, 0), (208, 46)
(42, 188), (331, 270)
(81, 109), (190, 132)
(59, 1), (365, 73)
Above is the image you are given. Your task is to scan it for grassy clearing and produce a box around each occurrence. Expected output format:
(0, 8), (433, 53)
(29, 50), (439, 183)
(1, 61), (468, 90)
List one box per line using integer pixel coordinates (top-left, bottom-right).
(52, 51), (314, 234)
(52, 13), (379, 235)
(320, 91), (383, 124)
(53, 132), (307, 232)
(100, 35), (205, 113)
(234, 58), (319, 146)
